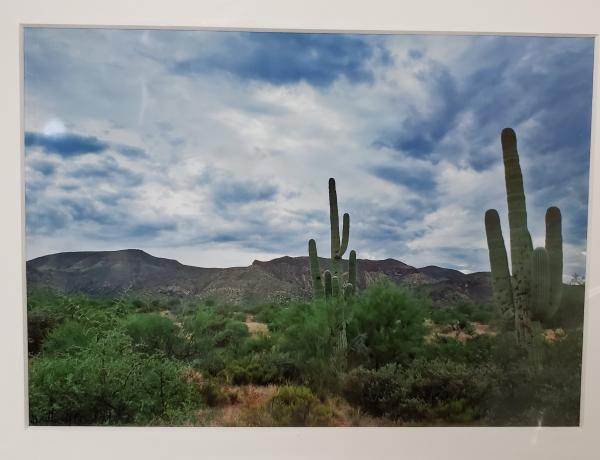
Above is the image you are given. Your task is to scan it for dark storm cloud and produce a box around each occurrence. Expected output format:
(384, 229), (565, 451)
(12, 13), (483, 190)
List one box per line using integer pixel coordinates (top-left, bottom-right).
(172, 32), (388, 87)
(25, 132), (109, 156)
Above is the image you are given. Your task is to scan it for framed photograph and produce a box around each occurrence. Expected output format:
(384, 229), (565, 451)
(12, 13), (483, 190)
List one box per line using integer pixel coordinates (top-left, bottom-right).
(1, 0), (599, 459)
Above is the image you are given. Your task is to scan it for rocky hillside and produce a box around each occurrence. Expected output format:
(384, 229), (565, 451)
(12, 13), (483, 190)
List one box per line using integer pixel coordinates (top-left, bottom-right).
(26, 249), (493, 305)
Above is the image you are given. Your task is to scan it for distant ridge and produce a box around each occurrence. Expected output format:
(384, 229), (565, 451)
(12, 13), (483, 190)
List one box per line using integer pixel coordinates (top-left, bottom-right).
(27, 249), (492, 305)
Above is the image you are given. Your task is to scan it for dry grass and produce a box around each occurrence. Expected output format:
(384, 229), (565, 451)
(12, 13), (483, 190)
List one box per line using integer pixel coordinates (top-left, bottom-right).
(191, 383), (403, 427)
(543, 328), (566, 343)
(244, 314), (269, 336)
(426, 321), (497, 343)
(193, 384), (278, 426)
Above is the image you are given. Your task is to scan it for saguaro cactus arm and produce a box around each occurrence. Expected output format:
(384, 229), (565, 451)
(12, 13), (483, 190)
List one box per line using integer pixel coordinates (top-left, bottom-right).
(530, 247), (551, 319)
(343, 283), (354, 299)
(324, 270), (333, 300)
(332, 276), (341, 298)
(308, 239), (324, 299)
(340, 213), (350, 256)
(348, 250), (357, 294)
(484, 209), (515, 321)
(545, 206), (563, 318)
(329, 178), (340, 260)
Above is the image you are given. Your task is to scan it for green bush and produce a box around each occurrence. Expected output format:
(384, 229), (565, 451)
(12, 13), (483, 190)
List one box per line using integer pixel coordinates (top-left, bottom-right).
(121, 313), (182, 356)
(347, 282), (427, 368)
(26, 288), (584, 427)
(27, 309), (58, 355)
(29, 331), (201, 425)
(484, 328), (582, 426)
(270, 299), (343, 393)
(343, 358), (495, 424)
(223, 351), (299, 385)
(268, 386), (334, 426)
(42, 320), (94, 354)
(214, 320), (249, 348)
(183, 308), (250, 373)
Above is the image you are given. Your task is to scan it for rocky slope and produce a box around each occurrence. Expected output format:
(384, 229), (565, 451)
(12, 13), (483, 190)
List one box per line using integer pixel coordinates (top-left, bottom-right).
(26, 249), (493, 305)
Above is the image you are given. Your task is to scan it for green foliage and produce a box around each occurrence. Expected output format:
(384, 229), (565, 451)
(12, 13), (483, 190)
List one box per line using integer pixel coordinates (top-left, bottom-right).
(343, 359), (495, 424)
(29, 331), (201, 425)
(42, 320), (94, 355)
(223, 351), (299, 386)
(484, 328), (582, 426)
(547, 284), (585, 329)
(26, 284), (583, 427)
(181, 307), (250, 375)
(267, 386), (334, 426)
(428, 302), (495, 332)
(27, 308), (58, 355)
(121, 313), (183, 356)
(271, 298), (344, 393)
(347, 282), (426, 368)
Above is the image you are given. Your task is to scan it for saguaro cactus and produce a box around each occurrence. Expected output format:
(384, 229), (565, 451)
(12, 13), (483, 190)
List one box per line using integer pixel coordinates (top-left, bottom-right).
(485, 128), (563, 341)
(324, 270), (333, 300)
(308, 178), (358, 299)
(308, 239), (324, 299)
(329, 178), (350, 278)
(348, 250), (357, 295)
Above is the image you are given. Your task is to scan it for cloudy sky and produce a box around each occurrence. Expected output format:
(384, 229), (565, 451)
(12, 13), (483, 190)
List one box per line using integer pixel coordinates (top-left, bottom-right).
(24, 28), (594, 275)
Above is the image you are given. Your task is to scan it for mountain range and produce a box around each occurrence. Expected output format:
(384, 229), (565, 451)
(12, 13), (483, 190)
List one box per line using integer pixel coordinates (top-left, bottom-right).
(26, 249), (493, 305)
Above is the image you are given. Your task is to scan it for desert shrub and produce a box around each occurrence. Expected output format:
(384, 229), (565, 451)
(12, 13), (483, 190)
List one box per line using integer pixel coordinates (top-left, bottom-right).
(223, 351), (299, 385)
(183, 308), (250, 372)
(213, 320), (249, 349)
(546, 284), (585, 329)
(167, 298), (181, 307)
(347, 282), (427, 368)
(121, 313), (183, 356)
(254, 303), (280, 325)
(130, 298), (153, 312)
(27, 309), (58, 355)
(470, 304), (495, 324)
(270, 299), (344, 393)
(484, 328), (582, 426)
(267, 386), (334, 426)
(429, 302), (495, 328)
(184, 373), (231, 407)
(343, 358), (495, 424)
(425, 334), (495, 365)
(41, 320), (94, 354)
(191, 350), (228, 375)
(29, 331), (201, 425)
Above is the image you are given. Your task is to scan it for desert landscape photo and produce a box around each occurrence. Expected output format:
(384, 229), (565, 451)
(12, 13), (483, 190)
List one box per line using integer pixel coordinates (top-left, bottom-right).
(24, 28), (593, 426)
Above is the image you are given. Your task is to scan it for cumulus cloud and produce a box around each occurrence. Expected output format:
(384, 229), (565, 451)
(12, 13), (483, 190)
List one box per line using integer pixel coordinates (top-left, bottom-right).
(23, 29), (594, 274)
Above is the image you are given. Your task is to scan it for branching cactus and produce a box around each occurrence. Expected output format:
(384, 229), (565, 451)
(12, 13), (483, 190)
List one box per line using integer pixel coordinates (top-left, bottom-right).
(485, 128), (563, 341)
(308, 178), (358, 299)
(329, 178), (350, 278)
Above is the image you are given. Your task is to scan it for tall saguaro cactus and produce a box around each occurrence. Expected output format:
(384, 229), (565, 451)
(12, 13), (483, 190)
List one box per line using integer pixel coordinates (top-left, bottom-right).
(485, 128), (564, 341)
(329, 178), (350, 278)
(308, 178), (358, 299)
